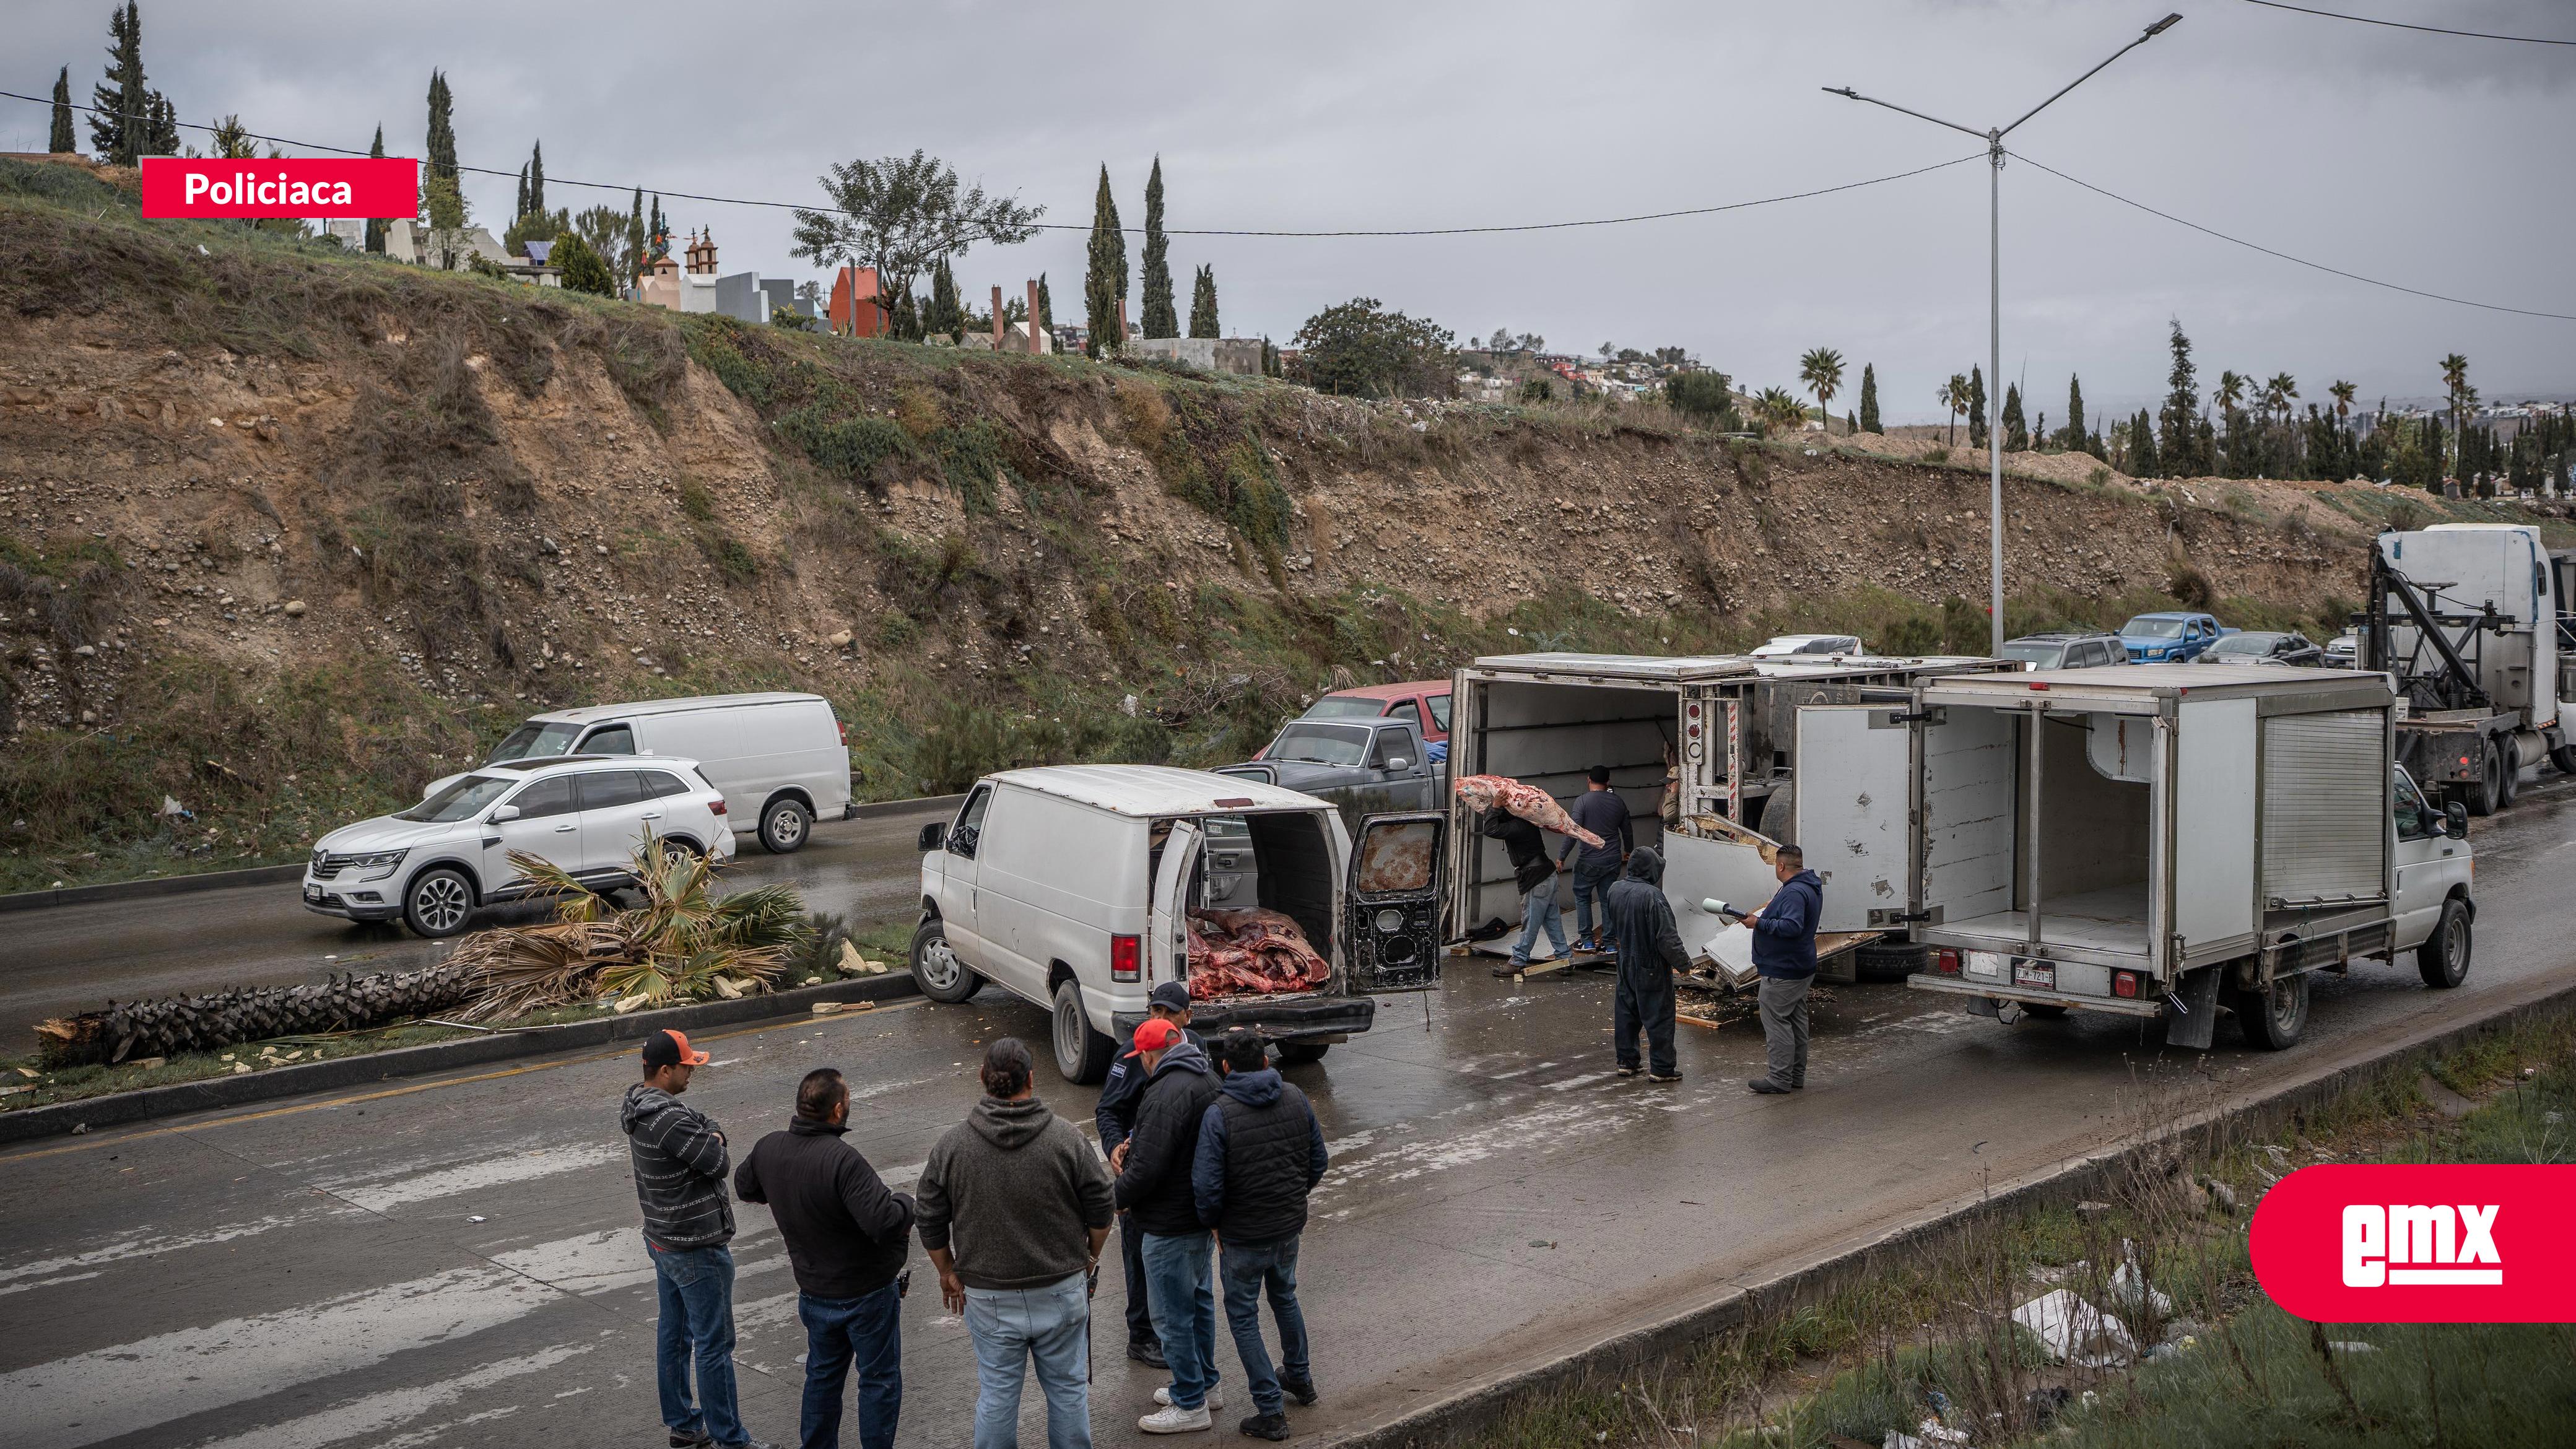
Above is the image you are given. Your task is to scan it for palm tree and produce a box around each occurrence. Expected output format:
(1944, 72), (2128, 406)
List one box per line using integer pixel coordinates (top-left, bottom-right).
(2214, 370), (2248, 422)
(1939, 374), (1968, 447)
(2265, 372), (2299, 429)
(1755, 386), (1808, 434)
(2328, 380), (2357, 421)
(1799, 347), (1845, 435)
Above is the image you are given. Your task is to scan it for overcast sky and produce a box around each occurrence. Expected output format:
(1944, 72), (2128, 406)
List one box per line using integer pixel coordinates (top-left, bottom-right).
(10, 1), (2572, 422)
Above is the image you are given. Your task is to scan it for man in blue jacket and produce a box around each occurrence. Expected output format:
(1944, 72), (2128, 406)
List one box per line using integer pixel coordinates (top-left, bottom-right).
(1096, 981), (1200, 1368)
(1192, 1031), (1329, 1440)
(1738, 845), (1822, 1095)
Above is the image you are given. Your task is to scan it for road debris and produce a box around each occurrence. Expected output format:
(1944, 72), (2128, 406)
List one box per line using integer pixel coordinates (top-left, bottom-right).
(2012, 1288), (2134, 1368)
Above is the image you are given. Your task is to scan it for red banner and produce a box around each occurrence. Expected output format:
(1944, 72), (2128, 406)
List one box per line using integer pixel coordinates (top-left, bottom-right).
(2249, 1164), (2576, 1323)
(141, 157), (417, 219)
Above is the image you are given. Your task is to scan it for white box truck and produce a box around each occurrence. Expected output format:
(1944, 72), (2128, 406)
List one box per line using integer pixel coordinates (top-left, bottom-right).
(1788, 664), (2474, 1049)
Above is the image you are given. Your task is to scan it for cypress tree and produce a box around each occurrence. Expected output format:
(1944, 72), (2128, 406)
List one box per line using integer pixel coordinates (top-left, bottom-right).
(1966, 367), (1988, 450)
(649, 195), (669, 259)
(50, 67), (75, 154)
(2157, 320), (2202, 477)
(1139, 157), (1177, 338)
(1083, 165), (1125, 357)
(2003, 383), (2028, 453)
(1856, 363), (1880, 434)
(1188, 264), (1219, 338)
(363, 125), (388, 254)
(626, 188), (644, 279)
(425, 71), (457, 186)
(891, 285), (921, 342)
(926, 258), (962, 341)
(89, 2), (149, 164)
(1036, 272), (1053, 332)
(528, 140), (544, 217)
(143, 92), (179, 156)
(2065, 374), (2086, 448)
(2132, 408), (2159, 477)
(515, 164), (528, 224)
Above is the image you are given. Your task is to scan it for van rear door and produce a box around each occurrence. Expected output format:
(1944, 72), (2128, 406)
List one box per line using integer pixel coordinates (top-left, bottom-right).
(1148, 819), (1204, 986)
(1346, 811), (1446, 992)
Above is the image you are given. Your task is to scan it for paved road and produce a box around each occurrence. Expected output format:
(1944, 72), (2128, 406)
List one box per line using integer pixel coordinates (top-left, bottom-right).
(2, 804), (954, 1038)
(4, 785), (2574, 1449)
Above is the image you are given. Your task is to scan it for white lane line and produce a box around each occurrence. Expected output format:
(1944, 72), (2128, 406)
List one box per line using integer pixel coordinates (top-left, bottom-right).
(328, 1144), (627, 1212)
(176, 1343), (592, 1449)
(1546, 1071), (1616, 1090)
(0, 1210), (355, 1287)
(0, 1270), (102, 1298)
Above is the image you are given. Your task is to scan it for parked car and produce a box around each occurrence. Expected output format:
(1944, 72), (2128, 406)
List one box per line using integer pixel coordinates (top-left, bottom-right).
(307, 755), (735, 938)
(910, 765), (1445, 1082)
(1998, 632), (2130, 671)
(2203, 630), (2325, 668)
(426, 692), (850, 854)
(2116, 612), (2234, 662)
(1279, 681), (1451, 754)
(1750, 633), (1864, 658)
(2323, 630), (2361, 668)
(1225, 718), (1442, 832)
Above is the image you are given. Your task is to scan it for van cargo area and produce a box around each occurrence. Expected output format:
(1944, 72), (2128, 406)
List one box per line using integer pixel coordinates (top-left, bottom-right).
(1168, 811), (1340, 1003)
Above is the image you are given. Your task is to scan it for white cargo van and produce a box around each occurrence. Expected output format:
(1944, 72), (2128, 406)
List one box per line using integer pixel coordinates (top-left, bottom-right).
(910, 765), (1445, 1082)
(429, 692), (851, 853)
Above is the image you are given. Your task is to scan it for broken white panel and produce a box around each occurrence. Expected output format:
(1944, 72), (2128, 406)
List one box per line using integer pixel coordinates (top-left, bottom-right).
(2011, 1288), (2136, 1368)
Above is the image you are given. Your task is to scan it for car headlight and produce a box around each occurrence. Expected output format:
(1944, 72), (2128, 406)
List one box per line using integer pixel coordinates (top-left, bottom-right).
(349, 848), (409, 881)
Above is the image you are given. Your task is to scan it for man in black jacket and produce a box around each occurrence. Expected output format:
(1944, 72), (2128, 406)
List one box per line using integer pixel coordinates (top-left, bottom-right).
(1095, 980), (1200, 1367)
(1604, 847), (1687, 1083)
(1113, 1019), (1225, 1433)
(1482, 806), (1568, 968)
(734, 1068), (916, 1449)
(1192, 1032), (1329, 1440)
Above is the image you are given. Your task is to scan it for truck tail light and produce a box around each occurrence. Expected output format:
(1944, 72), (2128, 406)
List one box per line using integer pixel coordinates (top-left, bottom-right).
(1111, 934), (1141, 982)
(1933, 948), (1961, 976)
(2112, 970), (2141, 999)
(708, 796), (728, 816)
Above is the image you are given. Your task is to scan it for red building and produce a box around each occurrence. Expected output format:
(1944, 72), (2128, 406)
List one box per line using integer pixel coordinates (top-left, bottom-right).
(827, 266), (888, 338)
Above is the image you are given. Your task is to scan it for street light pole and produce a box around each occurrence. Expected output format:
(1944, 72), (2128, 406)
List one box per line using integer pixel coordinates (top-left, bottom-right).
(1828, 12), (2182, 656)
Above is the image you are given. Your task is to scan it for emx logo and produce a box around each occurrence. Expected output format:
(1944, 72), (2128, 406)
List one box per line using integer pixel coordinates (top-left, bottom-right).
(2251, 1164), (2575, 1322)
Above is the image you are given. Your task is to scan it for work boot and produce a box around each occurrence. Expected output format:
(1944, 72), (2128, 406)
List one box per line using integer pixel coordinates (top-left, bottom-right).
(1240, 1412), (1293, 1441)
(1139, 1404), (1214, 1434)
(1616, 1064), (1640, 1078)
(669, 1431), (712, 1449)
(1648, 1071), (1681, 1084)
(1747, 1077), (1791, 1095)
(1129, 1339), (1169, 1368)
(1278, 1373), (1320, 1406)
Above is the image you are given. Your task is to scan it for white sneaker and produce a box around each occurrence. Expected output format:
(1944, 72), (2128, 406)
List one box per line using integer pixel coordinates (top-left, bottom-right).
(1139, 1404), (1213, 1434)
(1155, 1386), (1224, 1409)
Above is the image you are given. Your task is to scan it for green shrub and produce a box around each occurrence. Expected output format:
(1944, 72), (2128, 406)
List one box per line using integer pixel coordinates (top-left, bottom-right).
(777, 404), (918, 481)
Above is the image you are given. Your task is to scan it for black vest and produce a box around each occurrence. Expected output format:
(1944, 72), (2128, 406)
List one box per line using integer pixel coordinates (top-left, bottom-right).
(1212, 1084), (1316, 1245)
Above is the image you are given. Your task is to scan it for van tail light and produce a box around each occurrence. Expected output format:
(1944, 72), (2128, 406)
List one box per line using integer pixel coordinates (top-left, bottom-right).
(837, 720), (848, 743)
(708, 796), (728, 816)
(2112, 970), (2141, 999)
(1111, 934), (1141, 983)
(1933, 948), (1961, 976)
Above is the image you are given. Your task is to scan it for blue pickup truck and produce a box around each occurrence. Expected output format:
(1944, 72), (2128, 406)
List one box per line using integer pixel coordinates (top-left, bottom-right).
(2117, 611), (2235, 662)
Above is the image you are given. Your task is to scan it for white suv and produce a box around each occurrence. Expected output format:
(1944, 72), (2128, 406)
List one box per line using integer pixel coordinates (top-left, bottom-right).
(305, 756), (736, 938)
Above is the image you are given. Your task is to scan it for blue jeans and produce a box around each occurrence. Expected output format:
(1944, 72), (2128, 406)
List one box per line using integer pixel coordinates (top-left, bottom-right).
(1572, 861), (1621, 944)
(798, 1282), (902, 1449)
(652, 1242), (744, 1447)
(1219, 1235), (1310, 1417)
(1141, 1230), (1220, 1411)
(1512, 882), (1567, 966)
(962, 1272), (1092, 1449)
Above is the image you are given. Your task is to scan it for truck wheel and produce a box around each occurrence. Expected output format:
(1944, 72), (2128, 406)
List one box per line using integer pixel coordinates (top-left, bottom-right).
(1853, 941), (1926, 983)
(2235, 973), (2310, 1051)
(2552, 740), (2576, 775)
(2464, 741), (2503, 817)
(910, 919), (981, 1003)
(1051, 979), (1113, 1085)
(2499, 738), (2522, 807)
(759, 797), (812, 854)
(1274, 1041), (1331, 1066)
(2416, 897), (2472, 989)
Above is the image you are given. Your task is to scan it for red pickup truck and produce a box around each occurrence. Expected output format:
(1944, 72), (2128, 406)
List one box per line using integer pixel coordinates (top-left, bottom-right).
(1261, 681), (1450, 755)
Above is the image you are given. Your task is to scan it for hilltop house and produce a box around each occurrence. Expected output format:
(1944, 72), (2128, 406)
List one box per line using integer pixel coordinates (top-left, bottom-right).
(633, 229), (773, 325)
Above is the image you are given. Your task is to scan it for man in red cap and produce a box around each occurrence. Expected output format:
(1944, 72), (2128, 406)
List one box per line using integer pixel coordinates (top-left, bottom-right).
(623, 1029), (778, 1449)
(1113, 1017), (1223, 1432)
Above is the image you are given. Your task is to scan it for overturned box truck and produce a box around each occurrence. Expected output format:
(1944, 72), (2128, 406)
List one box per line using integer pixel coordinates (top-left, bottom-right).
(1440, 651), (2001, 978)
(1788, 664), (2473, 1049)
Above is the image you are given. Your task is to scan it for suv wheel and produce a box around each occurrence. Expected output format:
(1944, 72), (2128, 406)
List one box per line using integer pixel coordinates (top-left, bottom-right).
(910, 918), (981, 1003)
(1274, 1041), (1331, 1065)
(1051, 979), (1113, 1084)
(403, 868), (476, 939)
(2416, 897), (2471, 989)
(759, 797), (811, 854)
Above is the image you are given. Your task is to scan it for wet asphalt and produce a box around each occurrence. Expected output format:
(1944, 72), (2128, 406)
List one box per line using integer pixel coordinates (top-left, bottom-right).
(3, 783), (2574, 1449)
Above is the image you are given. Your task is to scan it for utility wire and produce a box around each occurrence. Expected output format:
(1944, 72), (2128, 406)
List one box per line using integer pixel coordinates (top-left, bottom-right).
(2240, 0), (2576, 45)
(2007, 149), (2576, 323)
(0, 87), (1976, 237)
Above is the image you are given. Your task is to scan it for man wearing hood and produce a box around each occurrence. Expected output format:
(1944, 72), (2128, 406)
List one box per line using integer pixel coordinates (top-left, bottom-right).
(916, 1038), (1115, 1449)
(622, 1029), (775, 1449)
(1192, 1031), (1329, 1441)
(1604, 846), (1688, 1082)
(1736, 845), (1824, 1095)
(1114, 1019), (1225, 1433)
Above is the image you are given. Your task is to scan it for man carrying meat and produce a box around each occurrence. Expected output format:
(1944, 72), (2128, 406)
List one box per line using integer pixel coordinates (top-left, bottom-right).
(1097, 980), (1202, 1369)
(1481, 804), (1568, 967)
(1559, 767), (1635, 954)
(1604, 846), (1687, 1083)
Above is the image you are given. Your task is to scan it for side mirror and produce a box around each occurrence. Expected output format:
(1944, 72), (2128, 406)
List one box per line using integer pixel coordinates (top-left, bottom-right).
(918, 821), (947, 851)
(1385, 757), (1413, 772)
(2445, 802), (2469, 839)
(490, 804), (521, 822)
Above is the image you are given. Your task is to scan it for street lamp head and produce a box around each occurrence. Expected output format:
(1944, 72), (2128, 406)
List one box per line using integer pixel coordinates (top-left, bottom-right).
(2144, 13), (2183, 37)
(1823, 86), (1858, 99)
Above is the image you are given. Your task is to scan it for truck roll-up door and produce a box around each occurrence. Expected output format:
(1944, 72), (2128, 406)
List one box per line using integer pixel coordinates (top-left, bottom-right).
(2260, 710), (2389, 907)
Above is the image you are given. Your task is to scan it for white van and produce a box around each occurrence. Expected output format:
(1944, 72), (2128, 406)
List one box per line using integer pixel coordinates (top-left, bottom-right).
(910, 765), (1446, 1082)
(428, 693), (851, 853)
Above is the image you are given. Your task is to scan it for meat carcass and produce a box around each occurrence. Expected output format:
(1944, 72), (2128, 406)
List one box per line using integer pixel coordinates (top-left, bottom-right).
(1451, 774), (1605, 848)
(1186, 907), (1331, 998)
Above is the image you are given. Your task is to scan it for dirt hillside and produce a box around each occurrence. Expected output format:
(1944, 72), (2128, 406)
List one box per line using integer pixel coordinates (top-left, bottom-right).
(0, 157), (2539, 890)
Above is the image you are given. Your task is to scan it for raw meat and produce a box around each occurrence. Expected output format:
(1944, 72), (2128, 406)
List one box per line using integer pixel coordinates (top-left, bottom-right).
(1452, 774), (1605, 849)
(1187, 907), (1331, 998)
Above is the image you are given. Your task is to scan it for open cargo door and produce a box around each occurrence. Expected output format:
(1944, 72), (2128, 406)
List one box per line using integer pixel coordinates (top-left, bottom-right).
(1793, 705), (1912, 932)
(1346, 811), (1445, 993)
(1149, 819), (1203, 986)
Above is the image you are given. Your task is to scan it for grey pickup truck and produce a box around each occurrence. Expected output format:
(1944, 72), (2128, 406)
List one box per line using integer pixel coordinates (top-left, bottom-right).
(1219, 717), (1444, 832)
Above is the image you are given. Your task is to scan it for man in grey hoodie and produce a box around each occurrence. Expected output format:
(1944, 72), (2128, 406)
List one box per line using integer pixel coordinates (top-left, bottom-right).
(916, 1037), (1115, 1449)
(622, 1029), (777, 1449)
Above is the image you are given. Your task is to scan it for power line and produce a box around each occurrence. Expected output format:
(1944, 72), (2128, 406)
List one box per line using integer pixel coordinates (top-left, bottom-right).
(0, 87), (1978, 237)
(2239, 0), (2576, 45)
(2006, 149), (2576, 323)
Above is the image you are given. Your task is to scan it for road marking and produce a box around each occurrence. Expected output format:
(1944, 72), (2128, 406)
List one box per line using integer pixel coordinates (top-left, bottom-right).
(328, 1142), (625, 1212)
(175, 1343), (593, 1449)
(0, 998), (928, 1165)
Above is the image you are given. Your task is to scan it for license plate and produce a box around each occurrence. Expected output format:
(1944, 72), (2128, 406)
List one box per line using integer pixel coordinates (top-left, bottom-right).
(2014, 960), (2056, 989)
